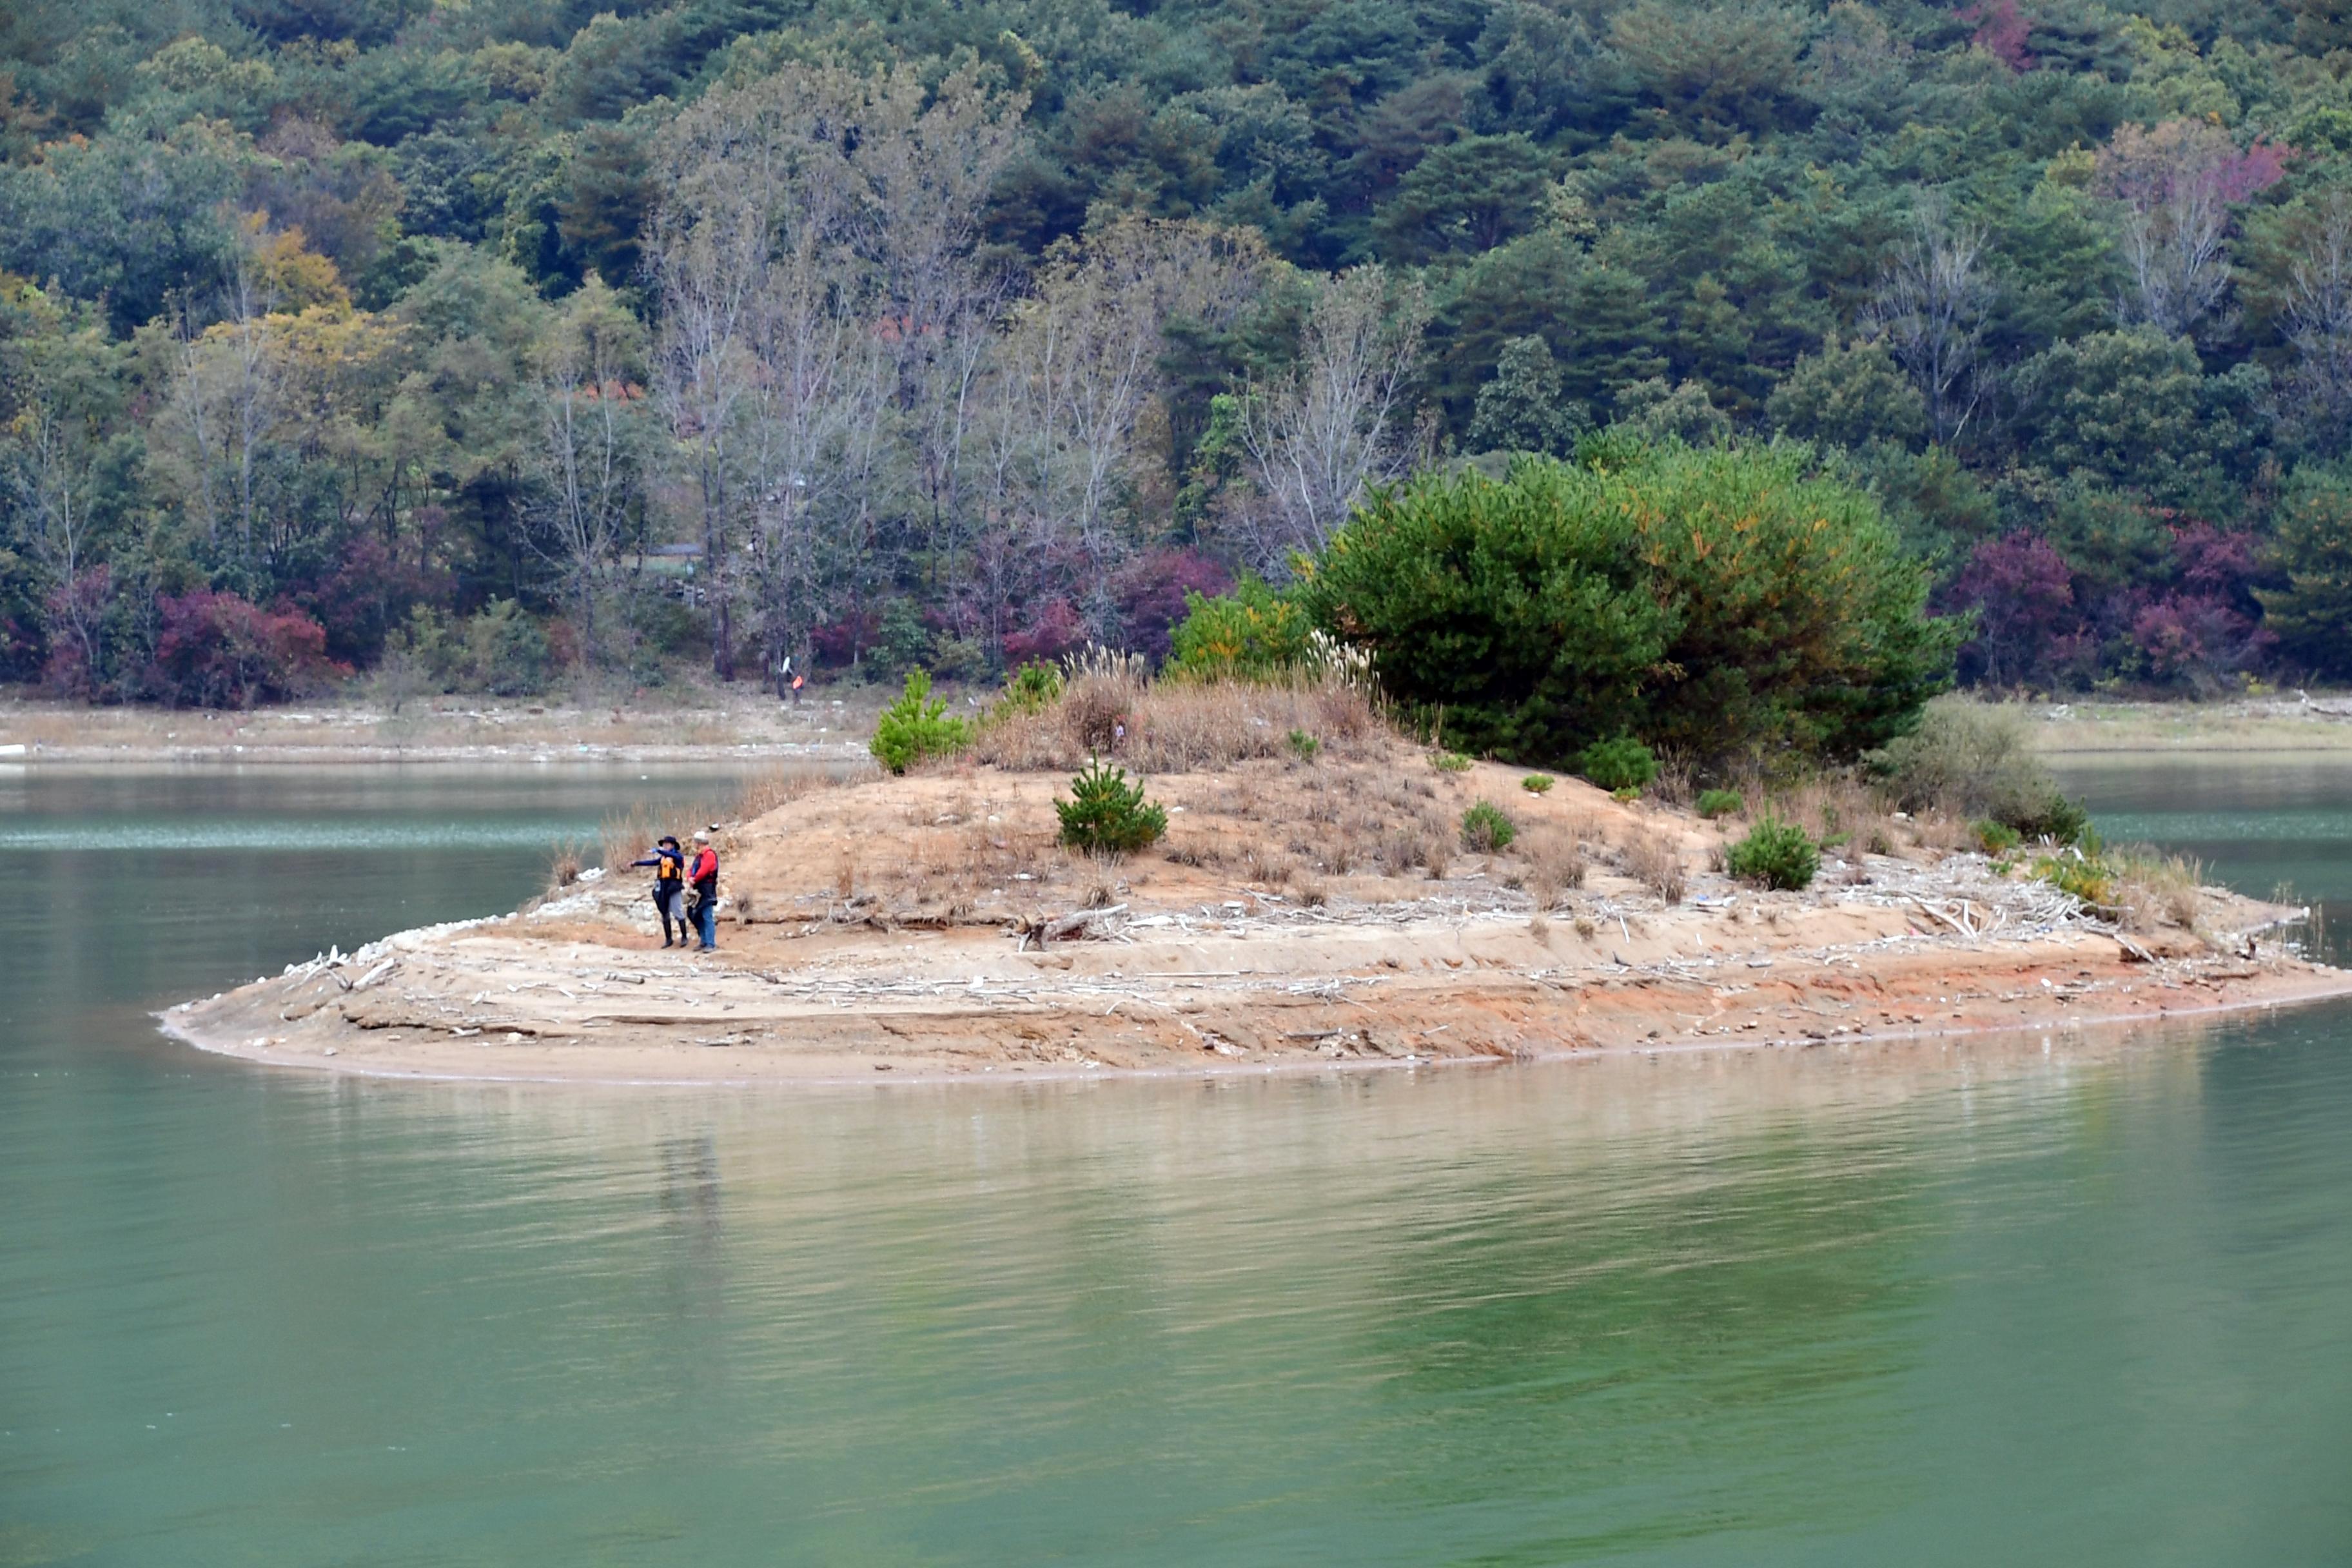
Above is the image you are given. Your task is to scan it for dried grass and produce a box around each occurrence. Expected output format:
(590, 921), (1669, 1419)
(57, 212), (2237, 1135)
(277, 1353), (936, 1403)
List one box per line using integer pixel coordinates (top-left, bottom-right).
(2113, 848), (2202, 932)
(969, 671), (1384, 774)
(1780, 776), (1888, 852)
(1061, 674), (1133, 754)
(598, 806), (663, 873)
(1906, 810), (1975, 855)
(597, 765), (859, 870)
(1375, 827), (1419, 877)
(1240, 845), (1293, 885)
(1419, 829), (1453, 880)
(1165, 836), (1224, 868)
(1523, 828), (1587, 907)
(733, 766), (856, 819)
(1621, 828), (1687, 904)
(1649, 758), (1694, 810)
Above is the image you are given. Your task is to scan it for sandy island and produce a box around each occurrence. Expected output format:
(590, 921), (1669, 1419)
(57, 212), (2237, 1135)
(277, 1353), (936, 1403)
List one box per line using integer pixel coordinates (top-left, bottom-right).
(163, 721), (2352, 1086)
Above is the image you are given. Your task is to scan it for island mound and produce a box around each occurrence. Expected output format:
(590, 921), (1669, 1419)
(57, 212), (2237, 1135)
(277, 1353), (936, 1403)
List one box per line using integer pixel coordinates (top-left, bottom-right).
(166, 682), (2349, 1085)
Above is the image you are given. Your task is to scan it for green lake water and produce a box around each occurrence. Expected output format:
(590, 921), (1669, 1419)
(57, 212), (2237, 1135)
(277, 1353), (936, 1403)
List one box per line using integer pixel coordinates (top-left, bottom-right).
(5, 760), (2351, 1565)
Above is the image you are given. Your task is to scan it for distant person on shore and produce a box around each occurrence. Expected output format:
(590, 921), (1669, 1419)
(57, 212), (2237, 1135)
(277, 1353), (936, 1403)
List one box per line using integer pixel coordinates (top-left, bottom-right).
(631, 835), (687, 947)
(687, 828), (720, 952)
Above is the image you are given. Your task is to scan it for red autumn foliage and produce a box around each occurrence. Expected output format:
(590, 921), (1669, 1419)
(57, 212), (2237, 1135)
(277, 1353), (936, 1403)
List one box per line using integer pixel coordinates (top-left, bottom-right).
(2126, 524), (2273, 687)
(294, 533), (456, 664)
(39, 564), (112, 700)
(149, 591), (348, 709)
(1001, 597), (1088, 665)
(1116, 547), (1233, 663)
(1963, 0), (2034, 72)
(1952, 531), (2084, 688)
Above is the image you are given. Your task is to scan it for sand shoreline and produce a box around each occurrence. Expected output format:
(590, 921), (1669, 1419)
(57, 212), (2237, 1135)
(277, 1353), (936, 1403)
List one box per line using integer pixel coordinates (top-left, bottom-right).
(163, 878), (2348, 1091)
(159, 957), (2352, 1090)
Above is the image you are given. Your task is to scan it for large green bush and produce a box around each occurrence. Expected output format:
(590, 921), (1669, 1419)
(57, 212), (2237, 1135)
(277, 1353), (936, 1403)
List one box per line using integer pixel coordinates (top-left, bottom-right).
(1167, 574), (1316, 679)
(1578, 736), (1658, 792)
(378, 600), (551, 697)
(1296, 445), (1961, 768)
(1866, 697), (2086, 843)
(870, 670), (970, 774)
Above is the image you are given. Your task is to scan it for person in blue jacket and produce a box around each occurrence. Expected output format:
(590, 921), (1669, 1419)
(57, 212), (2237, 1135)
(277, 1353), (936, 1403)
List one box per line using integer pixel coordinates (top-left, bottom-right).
(631, 834), (687, 947)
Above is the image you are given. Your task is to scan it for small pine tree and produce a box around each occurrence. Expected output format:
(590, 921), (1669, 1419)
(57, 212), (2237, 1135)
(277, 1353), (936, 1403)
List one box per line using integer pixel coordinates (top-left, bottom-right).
(1056, 757), (1168, 854)
(870, 670), (971, 774)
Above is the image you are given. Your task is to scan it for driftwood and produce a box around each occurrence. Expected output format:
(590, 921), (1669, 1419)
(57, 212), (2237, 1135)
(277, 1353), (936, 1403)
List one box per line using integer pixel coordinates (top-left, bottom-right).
(1910, 896), (1984, 937)
(1016, 904), (1129, 950)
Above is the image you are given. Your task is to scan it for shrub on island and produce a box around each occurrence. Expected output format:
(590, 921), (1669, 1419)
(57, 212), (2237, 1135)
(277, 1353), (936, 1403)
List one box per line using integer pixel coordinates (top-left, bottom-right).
(1057, 758), (1168, 854)
(1167, 574), (1317, 680)
(1578, 736), (1658, 794)
(1460, 800), (1516, 852)
(871, 670), (970, 774)
(1727, 819), (1819, 890)
(1867, 698), (2088, 845)
(1695, 789), (1745, 819)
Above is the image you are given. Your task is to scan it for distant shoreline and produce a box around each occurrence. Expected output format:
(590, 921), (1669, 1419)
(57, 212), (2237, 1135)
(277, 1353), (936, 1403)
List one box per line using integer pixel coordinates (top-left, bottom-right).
(0, 686), (908, 767)
(2030, 696), (2352, 754)
(10, 691), (2352, 766)
(1, 741), (868, 767)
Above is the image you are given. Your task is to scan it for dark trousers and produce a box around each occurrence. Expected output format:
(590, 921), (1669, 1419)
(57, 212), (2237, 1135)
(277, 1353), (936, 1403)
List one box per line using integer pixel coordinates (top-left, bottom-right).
(693, 890), (717, 949)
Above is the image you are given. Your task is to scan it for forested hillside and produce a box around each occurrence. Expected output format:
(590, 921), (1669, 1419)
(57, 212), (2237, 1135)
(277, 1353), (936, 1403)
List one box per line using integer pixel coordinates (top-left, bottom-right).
(3, 0), (2351, 705)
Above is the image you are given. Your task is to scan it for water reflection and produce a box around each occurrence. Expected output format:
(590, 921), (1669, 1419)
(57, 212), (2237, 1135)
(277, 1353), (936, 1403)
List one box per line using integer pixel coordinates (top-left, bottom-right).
(20, 1015), (2348, 1564)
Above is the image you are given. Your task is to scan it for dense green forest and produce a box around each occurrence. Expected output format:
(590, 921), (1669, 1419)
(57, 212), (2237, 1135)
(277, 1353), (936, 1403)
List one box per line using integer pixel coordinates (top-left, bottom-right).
(5, 0), (2352, 706)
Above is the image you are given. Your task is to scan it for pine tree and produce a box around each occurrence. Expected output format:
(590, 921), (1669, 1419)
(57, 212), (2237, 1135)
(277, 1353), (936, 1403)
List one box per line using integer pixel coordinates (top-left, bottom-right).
(1467, 336), (1585, 455)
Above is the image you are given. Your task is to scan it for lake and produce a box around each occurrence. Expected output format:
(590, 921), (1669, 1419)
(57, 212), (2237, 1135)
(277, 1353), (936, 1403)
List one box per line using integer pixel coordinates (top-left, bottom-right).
(3, 760), (2349, 1565)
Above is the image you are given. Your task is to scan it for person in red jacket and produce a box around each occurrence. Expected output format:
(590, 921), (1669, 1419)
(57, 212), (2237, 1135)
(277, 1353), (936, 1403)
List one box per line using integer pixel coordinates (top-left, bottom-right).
(686, 828), (720, 951)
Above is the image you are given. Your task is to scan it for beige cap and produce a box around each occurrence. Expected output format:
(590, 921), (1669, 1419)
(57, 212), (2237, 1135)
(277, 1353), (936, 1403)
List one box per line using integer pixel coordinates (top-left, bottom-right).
(692, 828), (710, 842)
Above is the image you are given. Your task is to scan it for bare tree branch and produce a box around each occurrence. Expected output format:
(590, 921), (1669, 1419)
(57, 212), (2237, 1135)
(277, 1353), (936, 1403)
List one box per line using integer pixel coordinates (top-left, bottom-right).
(1234, 264), (1429, 565)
